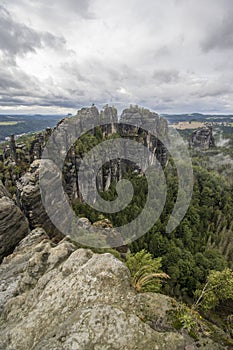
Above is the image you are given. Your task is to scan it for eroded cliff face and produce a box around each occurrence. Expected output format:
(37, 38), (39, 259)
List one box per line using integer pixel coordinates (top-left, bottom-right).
(0, 181), (29, 262)
(189, 127), (215, 150)
(2, 128), (52, 167)
(65, 106), (168, 197)
(1, 105), (169, 204)
(2, 105), (169, 244)
(0, 230), (224, 350)
(16, 159), (63, 241)
(16, 160), (128, 250)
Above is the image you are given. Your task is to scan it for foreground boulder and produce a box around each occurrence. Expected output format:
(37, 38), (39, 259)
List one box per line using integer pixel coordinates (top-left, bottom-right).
(0, 230), (226, 349)
(0, 181), (29, 262)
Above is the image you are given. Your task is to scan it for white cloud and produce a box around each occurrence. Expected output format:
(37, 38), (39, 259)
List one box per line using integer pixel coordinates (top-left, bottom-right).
(0, 0), (233, 114)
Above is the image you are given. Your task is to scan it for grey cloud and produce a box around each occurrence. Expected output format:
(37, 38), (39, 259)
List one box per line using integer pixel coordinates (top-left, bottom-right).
(0, 64), (83, 108)
(60, 62), (88, 82)
(198, 86), (232, 98)
(41, 32), (66, 49)
(0, 52), (87, 109)
(0, 71), (23, 90)
(0, 5), (66, 56)
(0, 93), (78, 108)
(0, 55), (40, 90)
(39, 98), (78, 108)
(189, 76), (233, 99)
(67, 88), (85, 97)
(153, 46), (170, 58)
(54, 0), (92, 17)
(201, 11), (233, 51)
(61, 60), (145, 89)
(152, 69), (180, 84)
(31, 0), (92, 18)
(0, 58), (45, 107)
(0, 96), (28, 106)
(1, 1), (233, 114)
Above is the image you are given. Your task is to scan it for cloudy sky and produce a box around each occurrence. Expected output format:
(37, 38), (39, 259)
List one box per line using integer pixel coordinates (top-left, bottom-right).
(0, 0), (233, 114)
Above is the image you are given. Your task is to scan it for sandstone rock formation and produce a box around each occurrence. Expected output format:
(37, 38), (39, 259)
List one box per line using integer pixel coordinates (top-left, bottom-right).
(0, 181), (29, 262)
(0, 230), (225, 350)
(16, 160), (63, 241)
(189, 127), (215, 150)
(1, 127), (52, 194)
(14, 105), (169, 249)
(16, 160), (128, 250)
(47, 105), (169, 201)
(2, 105), (169, 210)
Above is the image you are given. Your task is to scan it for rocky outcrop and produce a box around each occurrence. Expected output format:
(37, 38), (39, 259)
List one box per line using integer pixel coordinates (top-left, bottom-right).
(1, 128), (52, 193)
(15, 108), (169, 247)
(0, 182), (10, 198)
(9, 135), (17, 162)
(16, 160), (46, 229)
(16, 160), (63, 241)
(189, 127), (215, 150)
(52, 105), (169, 200)
(29, 128), (52, 162)
(0, 231), (225, 350)
(2, 106), (169, 208)
(120, 106), (168, 167)
(0, 227), (48, 313)
(15, 160), (127, 250)
(0, 181), (29, 262)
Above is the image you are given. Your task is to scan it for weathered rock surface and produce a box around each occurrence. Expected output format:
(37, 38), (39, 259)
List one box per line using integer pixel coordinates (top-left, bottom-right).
(189, 127), (215, 150)
(16, 160), (63, 241)
(16, 161), (128, 250)
(0, 181), (29, 262)
(0, 231), (225, 349)
(50, 105), (169, 201)
(0, 182), (10, 198)
(0, 228), (48, 313)
(1, 127), (53, 197)
(2, 106), (169, 240)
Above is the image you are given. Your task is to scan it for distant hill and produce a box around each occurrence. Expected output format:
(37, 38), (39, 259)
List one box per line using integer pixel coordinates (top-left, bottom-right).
(0, 114), (68, 141)
(162, 113), (233, 124)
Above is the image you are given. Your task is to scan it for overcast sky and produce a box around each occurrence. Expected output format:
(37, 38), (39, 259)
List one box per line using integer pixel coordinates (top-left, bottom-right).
(0, 0), (233, 114)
